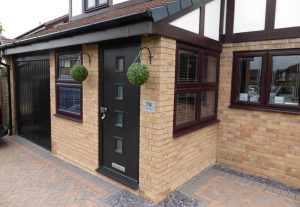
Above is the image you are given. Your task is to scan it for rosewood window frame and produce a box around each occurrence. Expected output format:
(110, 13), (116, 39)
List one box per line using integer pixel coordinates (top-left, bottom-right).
(55, 48), (83, 122)
(231, 49), (300, 114)
(174, 44), (220, 137)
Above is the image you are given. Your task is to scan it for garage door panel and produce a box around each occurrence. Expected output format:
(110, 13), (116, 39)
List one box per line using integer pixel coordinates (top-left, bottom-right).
(15, 57), (51, 150)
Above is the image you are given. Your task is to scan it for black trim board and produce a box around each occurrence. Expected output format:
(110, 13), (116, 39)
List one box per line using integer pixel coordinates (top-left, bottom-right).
(97, 167), (138, 189)
(3, 21), (222, 55)
(3, 22), (152, 55)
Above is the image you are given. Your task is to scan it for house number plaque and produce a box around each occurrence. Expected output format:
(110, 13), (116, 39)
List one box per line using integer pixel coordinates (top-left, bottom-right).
(143, 100), (156, 113)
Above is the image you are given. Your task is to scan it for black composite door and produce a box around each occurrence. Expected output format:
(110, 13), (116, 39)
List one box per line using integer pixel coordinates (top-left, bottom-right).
(15, 55), (51, 150)
(99, 43), (140, 189)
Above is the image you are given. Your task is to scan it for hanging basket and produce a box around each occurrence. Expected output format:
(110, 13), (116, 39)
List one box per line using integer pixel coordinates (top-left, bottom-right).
(127, 63), (150, 86)
(70, 64), (88, 82)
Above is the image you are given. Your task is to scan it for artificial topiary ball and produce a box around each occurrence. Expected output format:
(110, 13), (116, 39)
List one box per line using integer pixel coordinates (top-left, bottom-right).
(70, 64), (88, 82)
(127, 63), (150, 86)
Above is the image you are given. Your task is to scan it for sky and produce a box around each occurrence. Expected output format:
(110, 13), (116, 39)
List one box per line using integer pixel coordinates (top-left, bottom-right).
(0, 0), (69, 39)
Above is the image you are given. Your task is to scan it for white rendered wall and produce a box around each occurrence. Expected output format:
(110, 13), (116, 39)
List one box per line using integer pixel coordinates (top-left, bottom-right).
(233, 0), (266, 33)
(275, 0), (300, 29)
(113, 0), (129, 5)
(170, 8), (200, 34)
(72, 0), (82, 16)
(204, 0), (221, 41)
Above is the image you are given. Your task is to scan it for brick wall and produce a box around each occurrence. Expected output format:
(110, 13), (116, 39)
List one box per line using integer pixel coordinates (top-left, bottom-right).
(0, 66), (10, 127)
(50, 44), (99, 171)
(4, 56), (16, 133)
(218, 38), (300, 188)
(139, 36), (218, 202)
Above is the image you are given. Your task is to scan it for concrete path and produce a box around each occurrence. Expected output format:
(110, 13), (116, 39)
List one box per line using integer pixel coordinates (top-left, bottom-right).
(0, 136), (299, 207)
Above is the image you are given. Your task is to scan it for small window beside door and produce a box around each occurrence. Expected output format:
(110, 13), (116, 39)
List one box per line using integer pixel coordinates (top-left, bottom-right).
(174, 44), (219, 137)
(56, 49), (83, 121)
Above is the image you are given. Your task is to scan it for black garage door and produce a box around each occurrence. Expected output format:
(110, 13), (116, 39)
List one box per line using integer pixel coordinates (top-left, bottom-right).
(15, 55), (51, 150)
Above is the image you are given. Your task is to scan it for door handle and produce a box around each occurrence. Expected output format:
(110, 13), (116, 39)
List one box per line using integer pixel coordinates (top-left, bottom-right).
(100, 107), (107, 120)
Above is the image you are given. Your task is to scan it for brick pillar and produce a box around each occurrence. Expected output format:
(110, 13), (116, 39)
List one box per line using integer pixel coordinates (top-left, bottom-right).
(139, 36), (218, 202)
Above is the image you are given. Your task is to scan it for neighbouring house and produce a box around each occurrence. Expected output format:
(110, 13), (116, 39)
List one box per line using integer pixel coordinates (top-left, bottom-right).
(0, 0), (300, 202)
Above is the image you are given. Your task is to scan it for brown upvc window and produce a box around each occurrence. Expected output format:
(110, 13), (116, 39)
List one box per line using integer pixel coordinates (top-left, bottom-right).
(55, 48), (83, 121)
(231, 49), (300, 114)
(174, 44), (219, 137)
(85, 0), (109, 11)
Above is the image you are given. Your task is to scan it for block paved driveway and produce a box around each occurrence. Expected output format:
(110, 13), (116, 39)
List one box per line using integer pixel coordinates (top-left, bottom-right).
(0, 136), (300, 207)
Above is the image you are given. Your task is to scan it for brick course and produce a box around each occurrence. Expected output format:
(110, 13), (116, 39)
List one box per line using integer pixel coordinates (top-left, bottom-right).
(217, 38), (300, 188)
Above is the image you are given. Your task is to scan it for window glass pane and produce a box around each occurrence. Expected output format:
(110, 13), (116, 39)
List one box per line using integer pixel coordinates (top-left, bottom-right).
(203, 55), (217, 82)
(58, 87), (81, 114)
(87, 0), (96, 8)
(178, 50), (198, 83)
(99, 0), (108, 4)
(176, 93), (196, 126)
(201, 91), (216, 118)
(58, 53), (81, 80)
(269, 55), (300, 106)
(72, 0), (82, 16)
(237, 57), (262, 103)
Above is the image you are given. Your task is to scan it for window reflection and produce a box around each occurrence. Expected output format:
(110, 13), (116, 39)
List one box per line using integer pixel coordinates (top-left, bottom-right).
(237, 57), (262, 103)
(176, 93), (196, 126)
(178, 50), (198, 83)
(201, 91), (216, 118)
(270, 55), (300, 106)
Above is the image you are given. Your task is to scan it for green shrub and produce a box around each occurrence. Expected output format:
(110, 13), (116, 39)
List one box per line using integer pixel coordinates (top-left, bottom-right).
(70, 64), (88, 81)
(127, 63), (150, 86)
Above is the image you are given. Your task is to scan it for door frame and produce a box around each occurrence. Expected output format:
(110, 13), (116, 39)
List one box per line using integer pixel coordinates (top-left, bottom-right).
(97, 39), (141, 189)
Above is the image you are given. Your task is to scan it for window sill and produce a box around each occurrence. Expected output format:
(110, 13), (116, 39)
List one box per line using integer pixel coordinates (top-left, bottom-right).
(53, 114), (83, 123)
(173, 119), (220, 138)
(229, 104), (300, 115)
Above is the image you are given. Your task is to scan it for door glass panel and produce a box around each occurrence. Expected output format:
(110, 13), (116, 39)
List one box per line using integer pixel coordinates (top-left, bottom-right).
(237, 56), (262, 103)
(115, 84), (123, 100)
(115, 110), (123, 127)
(115, 137), (123, 154)
(176, 93), (196, 126)
(178, 50), (198, 83)
(201, 91), (216, 118)
(269, 55), (300, 106)
(116, 57), (124, 72)
(203, 55), (217, 82)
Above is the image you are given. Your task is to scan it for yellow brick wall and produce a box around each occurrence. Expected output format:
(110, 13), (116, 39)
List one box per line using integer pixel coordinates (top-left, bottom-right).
(139, 36), (218, 202)
(50, 44), (99, 171)
(218, 38), (300, 188)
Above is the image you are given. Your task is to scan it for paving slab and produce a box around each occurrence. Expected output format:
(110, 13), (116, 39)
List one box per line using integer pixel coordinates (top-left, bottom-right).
(1, 136), (300, 207)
